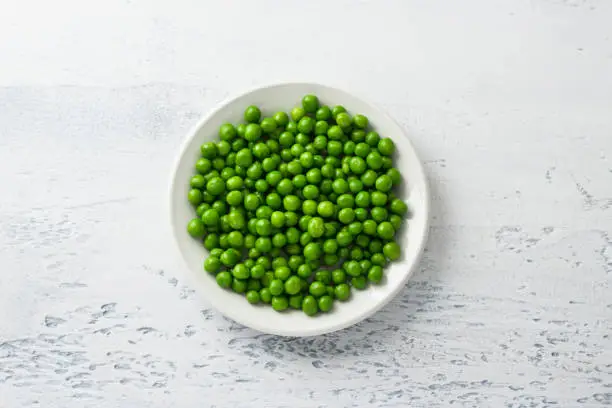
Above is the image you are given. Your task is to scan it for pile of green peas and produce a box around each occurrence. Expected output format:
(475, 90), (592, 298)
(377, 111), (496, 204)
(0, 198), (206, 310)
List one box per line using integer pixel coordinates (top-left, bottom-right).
(186, 94), (408, 316)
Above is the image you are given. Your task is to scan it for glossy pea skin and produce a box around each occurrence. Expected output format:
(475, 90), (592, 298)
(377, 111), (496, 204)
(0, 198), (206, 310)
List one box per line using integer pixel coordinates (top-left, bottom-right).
(302, 295), (318, 316)
(244, 106), (261, 123)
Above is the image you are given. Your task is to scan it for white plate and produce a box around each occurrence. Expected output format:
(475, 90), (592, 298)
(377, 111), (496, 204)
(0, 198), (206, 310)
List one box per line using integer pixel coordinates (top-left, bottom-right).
(169, 83), (430, 336)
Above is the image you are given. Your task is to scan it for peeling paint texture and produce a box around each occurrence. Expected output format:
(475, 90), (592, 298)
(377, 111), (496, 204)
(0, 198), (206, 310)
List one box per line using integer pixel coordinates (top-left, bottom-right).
(1, 0), (611, 407)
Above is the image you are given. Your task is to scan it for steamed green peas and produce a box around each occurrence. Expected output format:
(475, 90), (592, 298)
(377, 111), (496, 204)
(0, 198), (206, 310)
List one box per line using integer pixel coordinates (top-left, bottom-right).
(327, 140), (343, 156)
(323, 238), (338, 254)
(202, 209), (220, 226)
(308, 217), (325, 238)
(317, 201), (335, 218)
(371, 252), (387, 267)
(244, 124), (262, 142)
(303, 242), (322, 260)
(191, 174), (206, 189)
(260, 117), (277, 134)
(368, 265), (384, 283)
(361, 170), (378, 187)
(327, 125), (343, 141)
(334, 283), (351, 301)
(375, 175), (393, 192)
(338, 208), (355, 224)
(351, 276), (367, 290)
(371, 207), (388, 222)
(284, 276), (301, 295)
(200, 142), (218, 159)
(387, 168), (401, 186)
(291, 107), (306, 122)
(283, 195), (301, 211)
(331, 105), (346, 118)
(309, 281), (327, 297)
(349, 157), (367, 174)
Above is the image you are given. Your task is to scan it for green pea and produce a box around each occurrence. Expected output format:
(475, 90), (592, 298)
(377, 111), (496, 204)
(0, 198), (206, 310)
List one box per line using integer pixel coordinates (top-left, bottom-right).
(387, 168), (401, 186)
(290, 105), (306, 121)
(327, 140), (343, 156)
(269, 279), (284, 296)
(317, 201), (335, 218)
(302, 295), (318, 316)
(303, 242), (322, 261)
(244, 106), (261, 123)
(323, 238), (338, 254)
(187, 218), (205, 238)
(284, 276), (302, 295)
(216, 271), (232, 288)
(353, 114), (368, 129)
(337, 194), (355, 209)
(260, 288), (272, 303)
(195, 158), (212, 174)
(351, 129), (366, 143)
(383, 241), (401, 260)
(351, 276), (367, 290)
(204, 234), (220, 250)
(318, 295), (333, 312)
(203, 256), (221, 274)
(188, 189), (203, 206)
(338, 208), (355, 224)
(309, 281), (327, 297)
(302, 94), (319, 113)
(371, 253), (387, 267)
(200, 142), (218, 159)
(219, 123), (237, 141)
(246, 290), (261, 304)
(271, 296), (289, 312)
(336, 113), (352, 129)
(298, 116), (315, 134)
(283, 195), (301, 211)
(336, 230), (353, 247)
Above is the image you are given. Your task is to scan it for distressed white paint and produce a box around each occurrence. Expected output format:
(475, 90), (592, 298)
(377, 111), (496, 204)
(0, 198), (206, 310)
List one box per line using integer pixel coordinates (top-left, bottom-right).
(1, 0), (611, 407)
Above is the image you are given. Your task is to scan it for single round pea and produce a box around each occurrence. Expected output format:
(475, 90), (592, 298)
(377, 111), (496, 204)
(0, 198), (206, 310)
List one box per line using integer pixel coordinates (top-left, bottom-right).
(376, 221), (395, 240)
(368, 265), (384, 284)
(370, 191), (387, 207)
(337, 194), (355, 209)
(283, 195), (301, 211)
(336, 230), (353, 247)
(259, 117), (276, 134)
(347, 178), (362, 193)
(200, 209), (219, 227)
(390, 199), (408, 216)
(327, 125), (344, 141)
(252, 142), (270, 160)
(235, 148), (253, 167)
(302, 94), (319, 113)
(255, 237), (272, 253)
(301, 295), (318, 316)
(260, 288), (272, 303)
(377, 137), (395, 156)
(269, 211), (285, 228)
(323, 238), (339, 254)
(200, 142), (218, 159)
(266, 171), (282, 187)
(314, 120), (329, 135)
(284, 276), (302, 295)
(371, 207), (388, 222)
(219, 123), (237, 141)
(216, 271), (232, 288)
(190, 174), (206, 189)
(351, 276), (367, 290)
(383, 242), (401, 260)
(232, 263), (250, 280)
(334, 283), (350, 301)
(327, 140), (343, 157)
(249, 264), (265, 280)
(371, 252), (387, 267)
(309, 281), (327, 297)
(232, 279), (248, 294)
(361, 170), (378, 187)
(287, 160), (303, 176)
(286, 227), (300, 244)
(272, 233), (287, 248)
(363, 219), (378, 236)
(366, 151), (383, 170)
(276, 179), (293, 196)
(227, 231), (244, 248)
(318, 295), (333, 312)
(244, 106), (262, 123)
(336, 112), (352, 129)
(317, 201), (335, 218)
(195, 158), (212, 174)
(354, 143), (371, 158)
(308, 217), (325, 238)
(273, 111), (289, 127)
(225, 175), (244, 191)
(188, 189), (203, 206)
(204, 233), (220, 250)
(300, 199), (316, 215)
(353, 114), (369, 129)
(246, 290), (261, 304)
(385, 167), (400, 186)
(298, 116), (315, 134)
(389, 214), (403, 231)
(338, 208), (355, 224)
(349, 157), (367, 174)
(375, 175), (393, 192)
(269, 279), (284, 296)
(291, 106), (306, 122)
(187, 218), (205, 238)
(271, 296), (289, 312)
(303, 242), (322, 261)
(203, 256), (221, 274)
(296, 263), (312, 279)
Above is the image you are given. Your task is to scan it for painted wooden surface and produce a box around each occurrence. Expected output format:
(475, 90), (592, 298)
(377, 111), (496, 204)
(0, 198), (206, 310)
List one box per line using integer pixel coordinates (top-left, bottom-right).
(1, 1), (611, 406)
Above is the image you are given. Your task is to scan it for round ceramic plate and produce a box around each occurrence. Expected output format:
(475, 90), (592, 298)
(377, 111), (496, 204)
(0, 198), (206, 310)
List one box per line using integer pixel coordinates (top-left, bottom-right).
(170, 83), (430, 336)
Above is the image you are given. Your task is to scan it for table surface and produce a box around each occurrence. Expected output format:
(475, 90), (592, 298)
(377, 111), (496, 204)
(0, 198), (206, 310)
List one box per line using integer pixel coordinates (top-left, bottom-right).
(1, 1), (611, 407)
